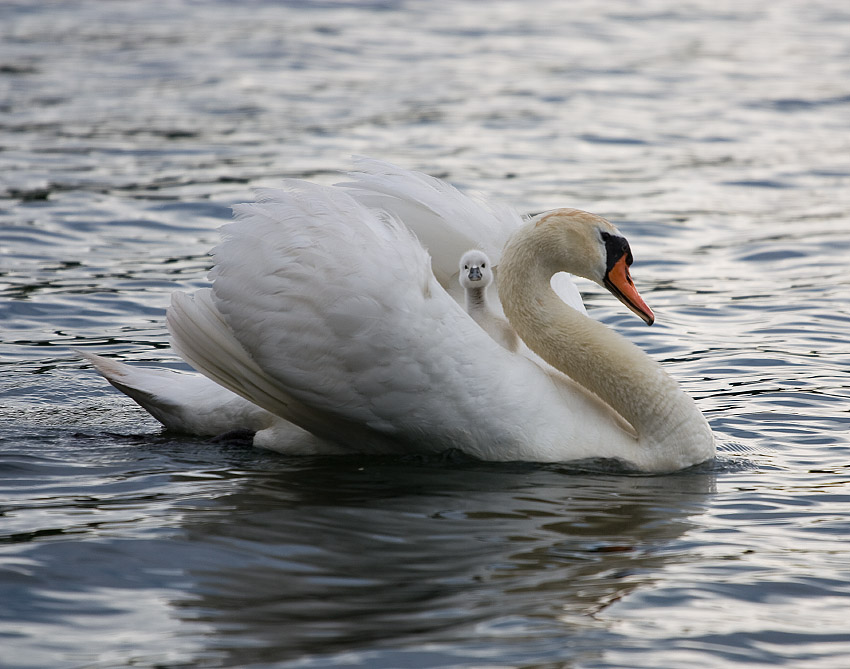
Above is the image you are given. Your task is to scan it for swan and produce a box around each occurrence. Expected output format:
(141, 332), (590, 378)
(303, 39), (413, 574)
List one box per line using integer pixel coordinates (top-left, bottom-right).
(458, 249), (519, 352)
(83, 160), (714, 471)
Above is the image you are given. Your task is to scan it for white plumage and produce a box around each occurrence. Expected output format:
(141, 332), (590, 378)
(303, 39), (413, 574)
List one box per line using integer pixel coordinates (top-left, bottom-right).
(82, 159), (714, 471)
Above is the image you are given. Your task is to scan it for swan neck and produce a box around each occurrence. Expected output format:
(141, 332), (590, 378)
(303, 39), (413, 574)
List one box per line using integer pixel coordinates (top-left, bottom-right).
(498, 222), (705, 451)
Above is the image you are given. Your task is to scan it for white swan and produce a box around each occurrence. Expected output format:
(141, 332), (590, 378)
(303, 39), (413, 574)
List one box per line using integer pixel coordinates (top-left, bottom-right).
(83, 160), (714, 471)
(458, 249), (519, 352)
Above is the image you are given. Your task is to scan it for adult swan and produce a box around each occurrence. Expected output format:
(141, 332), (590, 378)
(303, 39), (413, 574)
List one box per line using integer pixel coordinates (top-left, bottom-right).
(82, 159), (714, 472)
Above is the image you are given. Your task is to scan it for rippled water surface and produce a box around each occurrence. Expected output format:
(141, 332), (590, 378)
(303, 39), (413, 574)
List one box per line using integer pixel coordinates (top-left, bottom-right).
(2, 1), (850, 667)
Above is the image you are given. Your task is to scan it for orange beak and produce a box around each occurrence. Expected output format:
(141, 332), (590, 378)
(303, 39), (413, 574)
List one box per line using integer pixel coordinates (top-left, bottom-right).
(603, 255), (655, 325)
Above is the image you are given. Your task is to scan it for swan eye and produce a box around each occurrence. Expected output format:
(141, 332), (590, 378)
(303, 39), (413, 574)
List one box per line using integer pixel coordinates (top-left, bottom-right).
(600, 231), (611, 242)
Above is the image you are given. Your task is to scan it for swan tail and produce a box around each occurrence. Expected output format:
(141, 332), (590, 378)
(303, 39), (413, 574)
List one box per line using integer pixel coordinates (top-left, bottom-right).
(76, 348), (262, 434)
(77, 349), (167, 405)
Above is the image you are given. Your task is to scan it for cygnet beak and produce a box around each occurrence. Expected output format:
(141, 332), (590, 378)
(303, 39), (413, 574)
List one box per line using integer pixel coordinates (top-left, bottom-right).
(467, 266), (483, 281)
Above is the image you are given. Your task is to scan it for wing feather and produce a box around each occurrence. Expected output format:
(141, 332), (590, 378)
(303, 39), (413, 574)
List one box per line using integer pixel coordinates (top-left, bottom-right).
(340, 157), (587, 317)
(339, 157), (522, 285)
(167, 180), (532, 454)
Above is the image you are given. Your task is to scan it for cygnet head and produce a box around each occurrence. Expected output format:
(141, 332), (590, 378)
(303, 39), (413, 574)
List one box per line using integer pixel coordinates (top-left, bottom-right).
(459, 249), (494, 290)
(528, 208), (655, 325)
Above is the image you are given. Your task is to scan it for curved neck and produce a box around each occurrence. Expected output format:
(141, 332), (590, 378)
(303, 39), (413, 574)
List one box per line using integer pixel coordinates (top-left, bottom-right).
(498, 223), (711, 455)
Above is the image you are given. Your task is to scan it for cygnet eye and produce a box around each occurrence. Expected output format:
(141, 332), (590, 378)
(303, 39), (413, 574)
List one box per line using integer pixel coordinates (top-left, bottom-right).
(481, 262), (486, 268)
(464, 264), (469, 270)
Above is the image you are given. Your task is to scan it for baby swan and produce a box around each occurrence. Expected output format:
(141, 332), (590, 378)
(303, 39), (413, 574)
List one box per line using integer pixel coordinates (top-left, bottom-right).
(459, 249), (519, 352)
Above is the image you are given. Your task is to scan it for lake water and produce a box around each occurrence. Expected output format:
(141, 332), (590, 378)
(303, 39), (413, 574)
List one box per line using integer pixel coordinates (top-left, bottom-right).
(2, 0), (850, 667)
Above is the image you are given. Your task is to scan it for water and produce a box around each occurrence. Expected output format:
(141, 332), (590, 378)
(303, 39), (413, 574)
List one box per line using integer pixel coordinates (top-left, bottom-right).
(2, 0), (850, 666)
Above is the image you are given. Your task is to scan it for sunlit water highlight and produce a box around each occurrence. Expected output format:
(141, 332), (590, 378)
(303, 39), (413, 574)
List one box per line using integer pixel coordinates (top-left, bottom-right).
(1, 1), (850, 667)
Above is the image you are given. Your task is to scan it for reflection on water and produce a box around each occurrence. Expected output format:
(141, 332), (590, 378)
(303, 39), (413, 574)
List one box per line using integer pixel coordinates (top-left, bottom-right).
(1, 441), (718, 667)
(170, 459), (715, 666)
(13, 458), (714, 666)
(2, 0), (850, 666)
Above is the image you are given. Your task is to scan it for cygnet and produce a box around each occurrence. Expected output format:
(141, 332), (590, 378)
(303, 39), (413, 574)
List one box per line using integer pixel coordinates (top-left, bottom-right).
(459, 249), (519, 352)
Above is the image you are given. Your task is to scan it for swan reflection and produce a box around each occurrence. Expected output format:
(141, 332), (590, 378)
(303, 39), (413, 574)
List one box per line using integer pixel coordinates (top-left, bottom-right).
(166, 457), (715, 666)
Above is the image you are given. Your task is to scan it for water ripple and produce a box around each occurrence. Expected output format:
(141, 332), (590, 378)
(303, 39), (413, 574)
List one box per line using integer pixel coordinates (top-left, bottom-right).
(2, 0), (850, 667)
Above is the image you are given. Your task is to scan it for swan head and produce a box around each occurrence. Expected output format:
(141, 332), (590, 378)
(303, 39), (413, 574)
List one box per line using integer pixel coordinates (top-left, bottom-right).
(459, 249), (494, 290)
(531, 209), (655, 325)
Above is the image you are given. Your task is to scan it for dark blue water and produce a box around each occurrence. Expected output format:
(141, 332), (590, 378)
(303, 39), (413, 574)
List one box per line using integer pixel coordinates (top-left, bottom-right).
(2, 1), (850, 667)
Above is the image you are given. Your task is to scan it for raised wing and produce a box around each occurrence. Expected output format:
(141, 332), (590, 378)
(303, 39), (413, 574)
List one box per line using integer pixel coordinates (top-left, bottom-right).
(340, 157), (586, 315)
(339, 157), (523, 286)
(167, 180), (534, 455)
